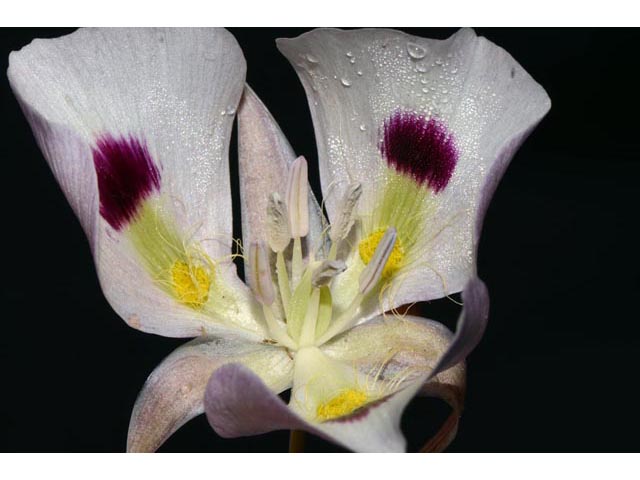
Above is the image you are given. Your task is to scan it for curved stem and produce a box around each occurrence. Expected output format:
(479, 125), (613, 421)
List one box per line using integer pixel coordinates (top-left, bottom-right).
(289, 430), (305, 453)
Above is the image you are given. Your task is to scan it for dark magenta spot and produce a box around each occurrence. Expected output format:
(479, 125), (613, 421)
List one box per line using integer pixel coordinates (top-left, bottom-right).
(92, 135), (160, 230)
(381, 111), (458, 193)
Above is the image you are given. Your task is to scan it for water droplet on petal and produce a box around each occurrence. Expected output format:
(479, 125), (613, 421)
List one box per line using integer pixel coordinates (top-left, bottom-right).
(349, 57), (356, 64)
(416, 64), (428, 73)
(340, 77), (352, 87)
(359, 124), (367, 131)
(306, 53), (319, 64)
(406, 42), (427, 60)
(356, 70), (363, 76)
(346, 51), (354, 58)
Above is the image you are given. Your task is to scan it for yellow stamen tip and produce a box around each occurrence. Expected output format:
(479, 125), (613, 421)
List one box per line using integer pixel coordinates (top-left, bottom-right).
(358, 228), (404, 278)
(171, 260), (212, 308)
(316, 389), (369, 421)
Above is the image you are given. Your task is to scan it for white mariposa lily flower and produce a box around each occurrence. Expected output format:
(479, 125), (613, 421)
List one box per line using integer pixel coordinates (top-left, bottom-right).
(8, 27), (550, 453)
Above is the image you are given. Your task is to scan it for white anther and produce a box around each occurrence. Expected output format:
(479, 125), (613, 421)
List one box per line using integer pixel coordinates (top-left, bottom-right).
(312, 260), (346, 287)
(248, 242), (275, 306)
(358, 227), (397, 295)
(266, 192), (291, 252)
(330, 183), (362, 242)
(286, 156), (309, 238)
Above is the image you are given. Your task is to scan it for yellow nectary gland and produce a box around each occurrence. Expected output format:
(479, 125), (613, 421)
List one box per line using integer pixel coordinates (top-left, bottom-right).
(316, 389), (369, 421)
(358, 228), (405, 278)
(171, 260), (212, 308)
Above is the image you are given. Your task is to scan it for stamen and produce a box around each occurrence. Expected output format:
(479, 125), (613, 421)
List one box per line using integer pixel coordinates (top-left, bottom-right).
(358, 228), (405, 279)
(316, 389), (369, 422)
(329, 183), (362, 243)
(286, 156), (309, 238)
(248, 242), (275, 306)
(266, 193), (291, 253)
(312, 260), (346, 288)
(359, 227), (398, 295)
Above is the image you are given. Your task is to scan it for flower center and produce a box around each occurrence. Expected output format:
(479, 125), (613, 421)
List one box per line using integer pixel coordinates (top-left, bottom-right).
(316, 388), (369, 421)
(358, 228), (405, 278)
(171, 260), (211, 308)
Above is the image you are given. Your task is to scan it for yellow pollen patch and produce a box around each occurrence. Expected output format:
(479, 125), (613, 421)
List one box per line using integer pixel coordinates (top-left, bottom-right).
(170, 260), (211, 308)
(358, 228), (405, 278)
(316, 389), (369, 421)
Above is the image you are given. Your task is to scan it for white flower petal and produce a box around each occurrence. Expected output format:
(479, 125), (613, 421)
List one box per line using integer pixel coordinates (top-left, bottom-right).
(9, 28), (260, 337)
(322, 313), (466, 451)
(277, 28), (550, 310)
(204, 360), (425, 452)
(128, 334), (293, 452)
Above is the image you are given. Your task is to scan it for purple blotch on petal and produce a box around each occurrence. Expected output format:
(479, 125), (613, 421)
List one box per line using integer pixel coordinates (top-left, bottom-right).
(92, 135), (161, 230)
(381, 111), (458, 193)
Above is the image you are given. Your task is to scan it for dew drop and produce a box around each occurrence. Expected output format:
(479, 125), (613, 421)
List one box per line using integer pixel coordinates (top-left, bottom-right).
(416, 64), (428, 73)
(306, 53), (319, 64)
(340, 77), (352, 87)
(406, 42), (427, 60)
(356, 70), (363, 76)
(346, 51), (354, 58)
(359, 124), (367, 131)
(349, 57), (356, 64)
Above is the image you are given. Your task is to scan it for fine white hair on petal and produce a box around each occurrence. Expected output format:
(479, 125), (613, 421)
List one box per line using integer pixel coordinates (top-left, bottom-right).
(277, 28), (551, 310)
(8, 28), (261, 337)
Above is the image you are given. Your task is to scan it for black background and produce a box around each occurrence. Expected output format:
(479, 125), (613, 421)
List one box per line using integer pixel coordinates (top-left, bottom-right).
(1, 28), (639, 452)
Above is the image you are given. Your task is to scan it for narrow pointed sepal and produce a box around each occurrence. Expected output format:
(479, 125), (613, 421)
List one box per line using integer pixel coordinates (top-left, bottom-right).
(429, 276), (489, 378)
(238, 86), (325, 279)
(127, 336), (293, 452)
